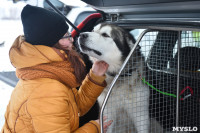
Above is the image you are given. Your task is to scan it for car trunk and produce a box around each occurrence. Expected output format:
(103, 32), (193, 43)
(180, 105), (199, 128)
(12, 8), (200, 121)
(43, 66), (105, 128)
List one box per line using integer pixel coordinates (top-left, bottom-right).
(79, 0), (200, 133)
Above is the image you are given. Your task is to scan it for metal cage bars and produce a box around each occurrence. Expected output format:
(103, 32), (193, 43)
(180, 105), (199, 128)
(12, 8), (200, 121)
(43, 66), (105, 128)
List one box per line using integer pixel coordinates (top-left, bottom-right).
(100, 29), (200, 132)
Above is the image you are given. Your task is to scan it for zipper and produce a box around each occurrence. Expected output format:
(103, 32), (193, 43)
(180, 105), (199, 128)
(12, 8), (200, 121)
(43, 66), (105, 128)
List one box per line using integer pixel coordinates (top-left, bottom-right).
(71, 89), (80, 117)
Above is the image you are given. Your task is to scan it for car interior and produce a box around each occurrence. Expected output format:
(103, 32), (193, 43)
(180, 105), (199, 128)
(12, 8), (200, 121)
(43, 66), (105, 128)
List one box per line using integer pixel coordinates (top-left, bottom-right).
(74, 0), (200, 132)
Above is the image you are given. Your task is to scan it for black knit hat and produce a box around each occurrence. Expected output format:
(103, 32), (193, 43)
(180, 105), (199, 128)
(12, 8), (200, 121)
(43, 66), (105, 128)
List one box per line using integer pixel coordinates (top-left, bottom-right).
(21, 4), (69, 46)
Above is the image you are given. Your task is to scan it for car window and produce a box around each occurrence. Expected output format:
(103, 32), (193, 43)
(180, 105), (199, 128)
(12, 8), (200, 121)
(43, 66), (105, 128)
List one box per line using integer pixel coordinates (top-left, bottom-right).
(43, 0), (63, 9)
(173, 31), (200, 56)
(130, 29), (156, 61)
(171, 31), (200, 71)
(130, 29), (200, 71)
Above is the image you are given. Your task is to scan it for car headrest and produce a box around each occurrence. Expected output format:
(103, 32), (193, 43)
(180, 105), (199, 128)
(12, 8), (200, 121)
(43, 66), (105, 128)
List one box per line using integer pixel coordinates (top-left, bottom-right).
(170, 46), (200, 71)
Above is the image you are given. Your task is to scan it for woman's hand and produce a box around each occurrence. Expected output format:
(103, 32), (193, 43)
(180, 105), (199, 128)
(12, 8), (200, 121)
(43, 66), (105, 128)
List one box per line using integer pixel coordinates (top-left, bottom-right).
(92, 61), (109, 76)
(95, 116), (113, 133)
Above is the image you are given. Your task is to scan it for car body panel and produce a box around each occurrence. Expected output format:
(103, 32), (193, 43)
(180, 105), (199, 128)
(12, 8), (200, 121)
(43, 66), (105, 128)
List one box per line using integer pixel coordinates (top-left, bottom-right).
(82, 0), (200, 22)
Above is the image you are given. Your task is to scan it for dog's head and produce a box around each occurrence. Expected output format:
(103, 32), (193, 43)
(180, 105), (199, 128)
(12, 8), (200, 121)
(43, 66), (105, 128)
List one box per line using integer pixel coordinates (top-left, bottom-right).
(78, 23), (136, 73)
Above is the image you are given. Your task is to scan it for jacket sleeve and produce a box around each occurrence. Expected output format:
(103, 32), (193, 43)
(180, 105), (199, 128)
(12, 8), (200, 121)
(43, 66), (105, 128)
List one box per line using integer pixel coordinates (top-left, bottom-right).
(72, 69), (107, 116)
(26, 81), (101, 133)
(73, 120), (100, 133)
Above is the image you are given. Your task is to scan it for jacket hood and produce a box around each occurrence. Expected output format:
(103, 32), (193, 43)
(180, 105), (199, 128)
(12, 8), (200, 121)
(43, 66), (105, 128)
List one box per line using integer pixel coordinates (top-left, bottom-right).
(9, 35), (64, 69)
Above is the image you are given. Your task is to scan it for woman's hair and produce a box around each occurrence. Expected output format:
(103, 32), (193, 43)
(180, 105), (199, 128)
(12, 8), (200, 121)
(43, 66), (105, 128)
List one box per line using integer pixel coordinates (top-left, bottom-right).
(66, 50), (87, 84)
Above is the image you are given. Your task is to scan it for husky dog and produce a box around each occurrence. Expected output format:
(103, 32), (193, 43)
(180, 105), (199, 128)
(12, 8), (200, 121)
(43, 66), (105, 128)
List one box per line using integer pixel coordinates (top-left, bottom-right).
(78, 23), (150, 133)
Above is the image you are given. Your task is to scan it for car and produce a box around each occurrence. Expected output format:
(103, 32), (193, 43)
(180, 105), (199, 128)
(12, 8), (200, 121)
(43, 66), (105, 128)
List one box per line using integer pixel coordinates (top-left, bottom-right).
(67, 0), (200, 132)
(43, 0), (70, 15)
(66, 6), (96, 32)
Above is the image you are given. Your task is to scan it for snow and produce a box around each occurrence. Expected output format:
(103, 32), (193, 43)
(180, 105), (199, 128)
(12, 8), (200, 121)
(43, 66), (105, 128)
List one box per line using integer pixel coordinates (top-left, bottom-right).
(0, 0), (26, 19)
(0, 1), (24, 129)
(0, 81), (13, 129)
(0, 19), (23, 72)
(0, 19), (21, 129)
(0, 0), (87, 129)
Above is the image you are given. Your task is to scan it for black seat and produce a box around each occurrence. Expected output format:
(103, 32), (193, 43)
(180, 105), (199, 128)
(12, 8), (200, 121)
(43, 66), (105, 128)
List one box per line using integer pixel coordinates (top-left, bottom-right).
(170, 46), (200, 129)
(147, 31), (200, 131)
(170, 46), (200, 71)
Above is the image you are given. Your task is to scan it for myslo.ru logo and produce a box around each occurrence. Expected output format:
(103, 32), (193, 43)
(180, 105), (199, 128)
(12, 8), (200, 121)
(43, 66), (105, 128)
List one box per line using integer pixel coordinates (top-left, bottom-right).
(172, 127), (198, 132)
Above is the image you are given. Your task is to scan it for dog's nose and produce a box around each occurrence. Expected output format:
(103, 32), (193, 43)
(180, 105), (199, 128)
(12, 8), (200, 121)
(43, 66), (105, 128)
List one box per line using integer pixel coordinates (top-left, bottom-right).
(80, 33), (88, 38)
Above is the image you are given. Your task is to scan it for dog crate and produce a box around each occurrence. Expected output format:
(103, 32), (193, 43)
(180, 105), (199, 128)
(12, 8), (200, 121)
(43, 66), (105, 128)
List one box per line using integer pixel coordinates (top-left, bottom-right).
(69, 0), (200, 132)
(98, 28), (200, 133)
(145, 30), (200, 132)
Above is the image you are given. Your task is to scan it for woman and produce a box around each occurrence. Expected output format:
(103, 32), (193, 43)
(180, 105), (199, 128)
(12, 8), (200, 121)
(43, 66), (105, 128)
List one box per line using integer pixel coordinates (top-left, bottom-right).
(1, 5), (112, 133)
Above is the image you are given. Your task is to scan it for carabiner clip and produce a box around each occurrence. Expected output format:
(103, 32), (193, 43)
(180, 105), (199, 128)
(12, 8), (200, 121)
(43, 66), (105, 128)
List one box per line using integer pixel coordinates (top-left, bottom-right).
(179, 86), (193, 101)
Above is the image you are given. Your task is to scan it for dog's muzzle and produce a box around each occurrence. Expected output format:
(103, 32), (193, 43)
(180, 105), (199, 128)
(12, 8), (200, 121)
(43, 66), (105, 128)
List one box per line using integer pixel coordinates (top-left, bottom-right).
(77, 33), (89, 52)
(79, 33), (88, 43)
(77, 33), (102, 56)
(79, 33), (88, 38)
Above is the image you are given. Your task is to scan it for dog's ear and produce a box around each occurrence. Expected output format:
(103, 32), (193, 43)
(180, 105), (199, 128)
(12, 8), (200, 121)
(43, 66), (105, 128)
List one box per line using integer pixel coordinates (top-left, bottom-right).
(124, 31), (142, 55)
(125, 31), (136, 49)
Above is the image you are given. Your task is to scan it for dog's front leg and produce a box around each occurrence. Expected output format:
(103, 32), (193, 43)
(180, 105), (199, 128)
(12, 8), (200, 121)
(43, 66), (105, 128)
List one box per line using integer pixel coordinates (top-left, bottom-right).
(130, 89), (150, 133)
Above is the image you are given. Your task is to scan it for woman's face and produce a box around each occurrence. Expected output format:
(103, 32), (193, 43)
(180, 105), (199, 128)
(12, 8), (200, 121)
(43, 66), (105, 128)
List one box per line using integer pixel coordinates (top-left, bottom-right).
(57, 32), (74, 51)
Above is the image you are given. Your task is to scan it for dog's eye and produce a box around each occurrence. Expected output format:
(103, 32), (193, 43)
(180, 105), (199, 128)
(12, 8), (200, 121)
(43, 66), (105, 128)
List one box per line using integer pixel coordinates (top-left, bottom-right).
(102, 33), (110, 37)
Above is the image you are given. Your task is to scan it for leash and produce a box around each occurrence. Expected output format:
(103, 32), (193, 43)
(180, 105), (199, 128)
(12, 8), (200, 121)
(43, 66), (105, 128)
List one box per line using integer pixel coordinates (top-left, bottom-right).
(107, 68), (194, 101)
(141, 77), (193, 101)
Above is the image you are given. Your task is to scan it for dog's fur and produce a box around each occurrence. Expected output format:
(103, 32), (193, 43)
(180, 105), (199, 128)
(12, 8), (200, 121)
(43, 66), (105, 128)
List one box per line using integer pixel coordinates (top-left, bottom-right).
(78, 23), (150, 133)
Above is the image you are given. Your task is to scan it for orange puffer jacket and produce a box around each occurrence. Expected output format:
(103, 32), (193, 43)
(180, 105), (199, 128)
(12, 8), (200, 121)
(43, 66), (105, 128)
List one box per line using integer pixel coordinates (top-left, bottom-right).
(1, 36), (106, 133)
